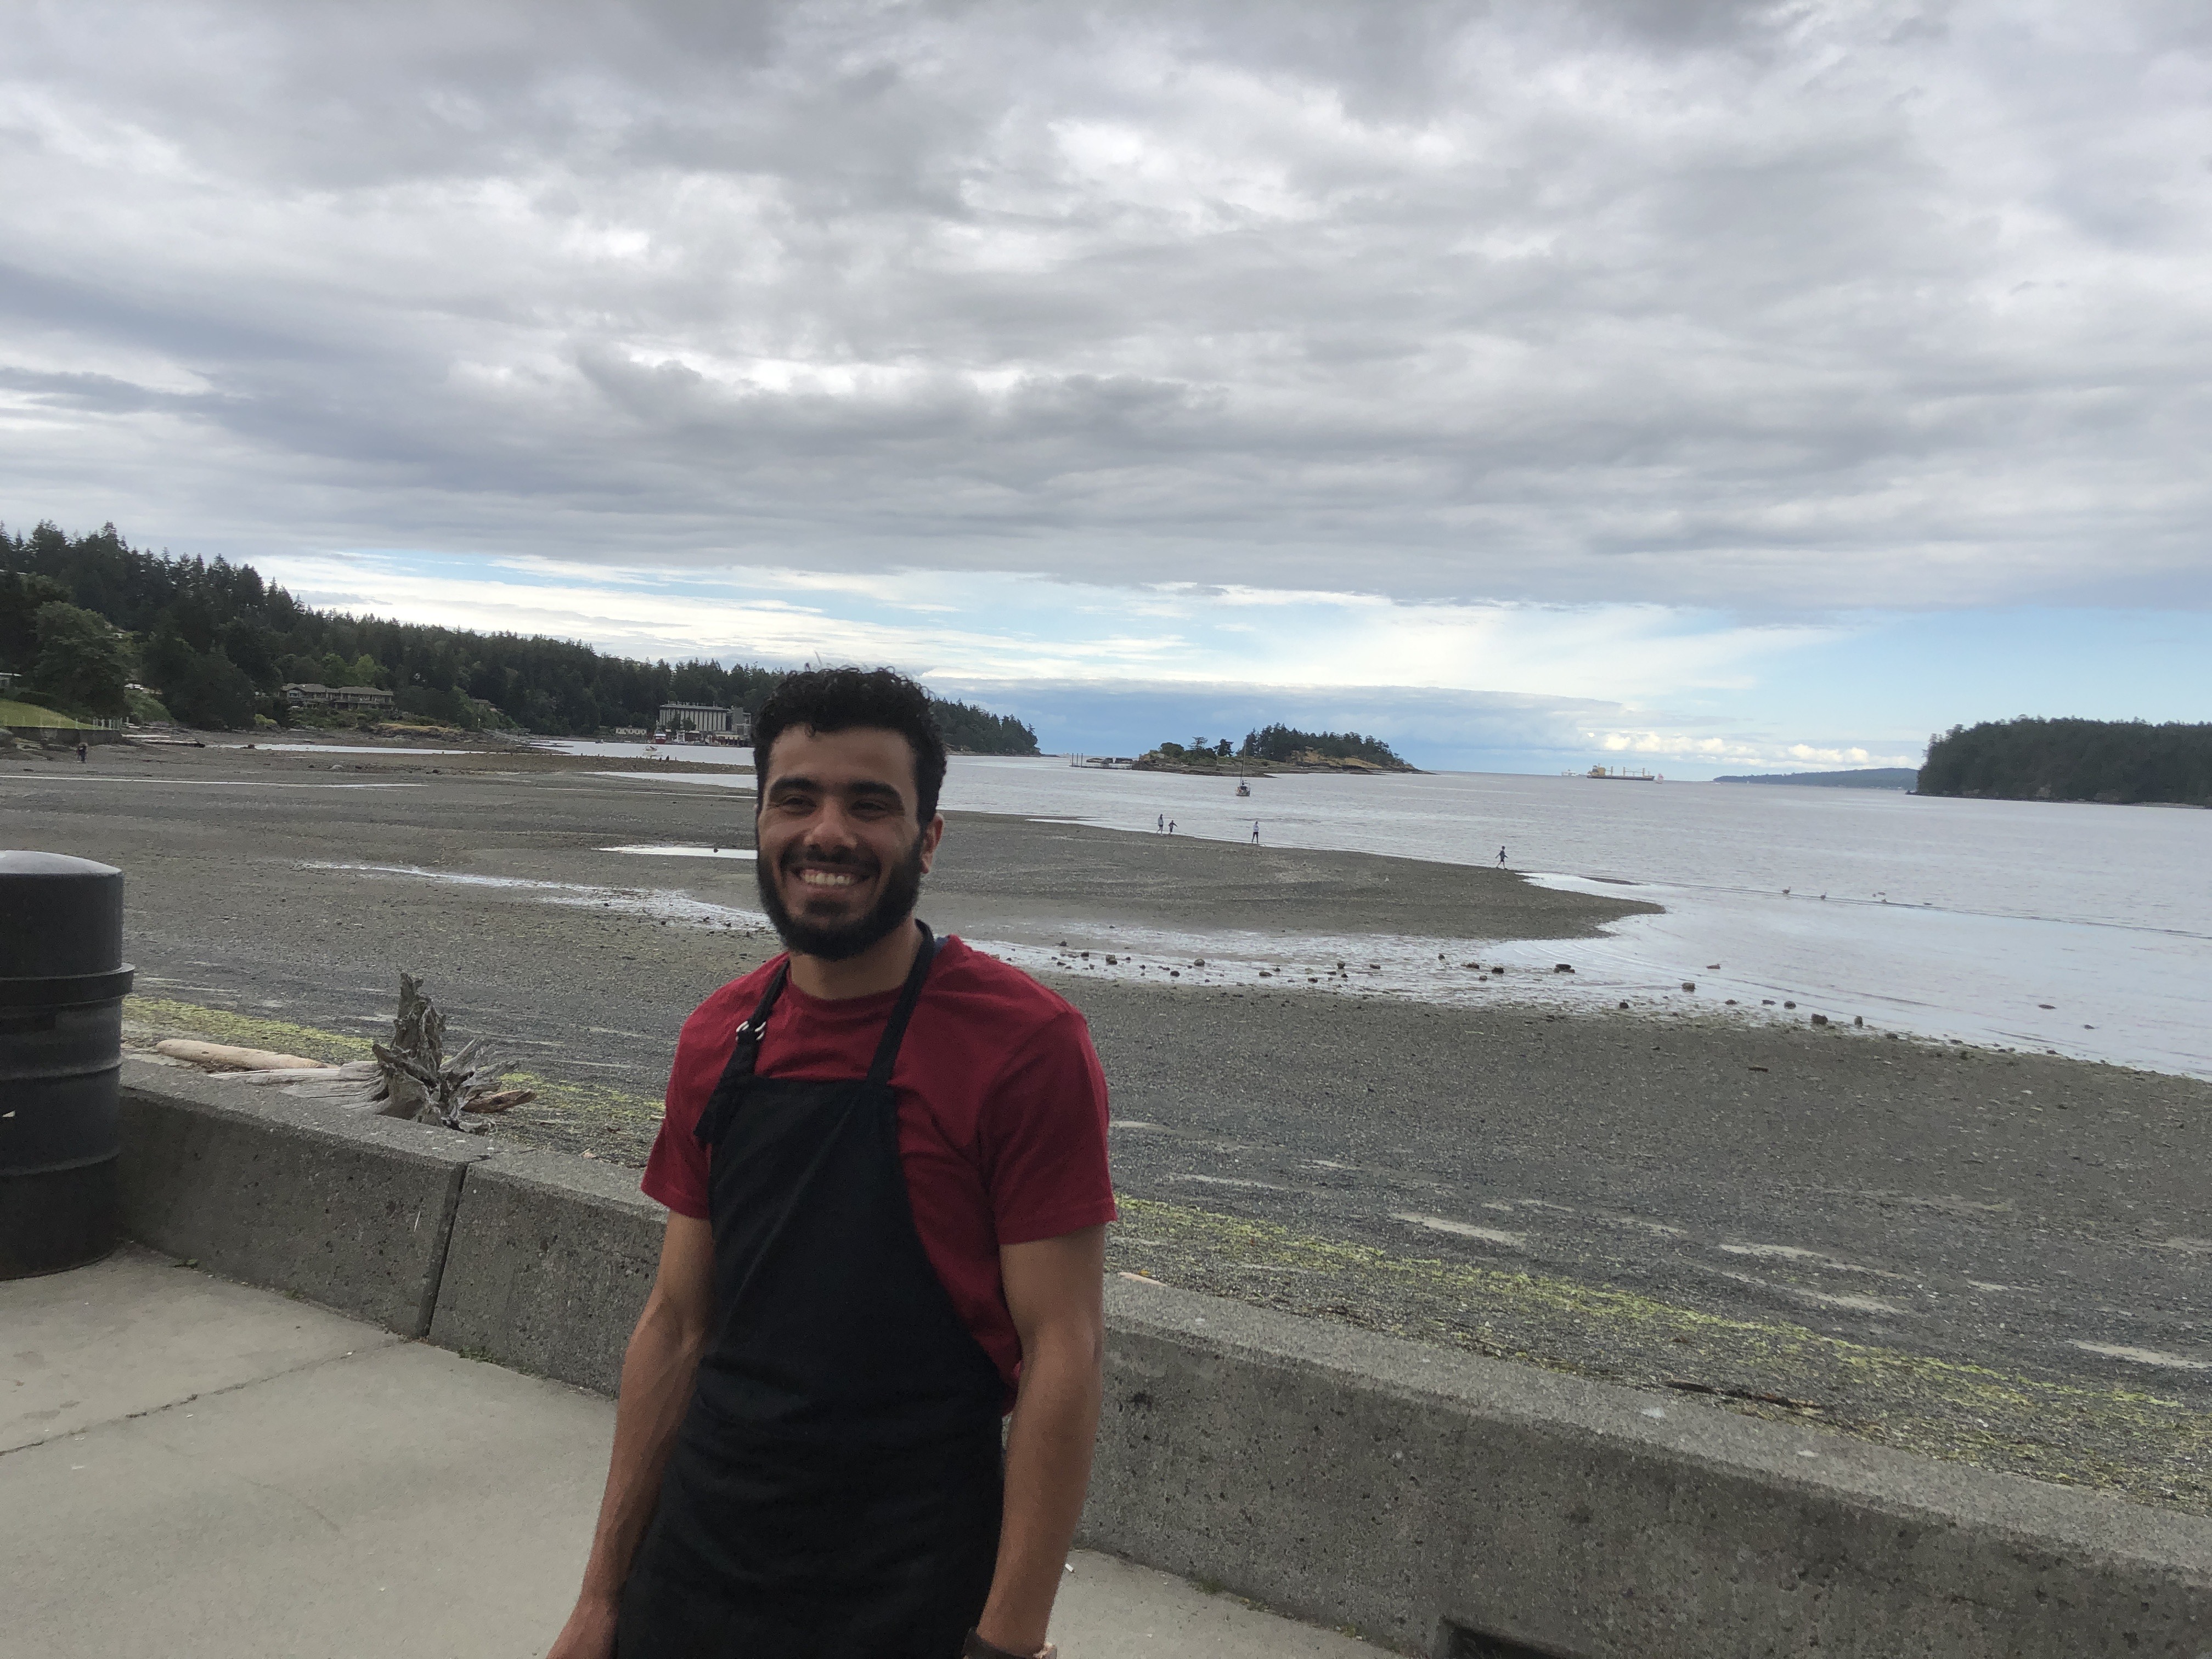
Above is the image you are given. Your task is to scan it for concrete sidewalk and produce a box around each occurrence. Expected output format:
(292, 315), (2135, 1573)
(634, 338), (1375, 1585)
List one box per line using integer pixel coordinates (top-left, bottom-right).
(1, 1250), (1388, 1659)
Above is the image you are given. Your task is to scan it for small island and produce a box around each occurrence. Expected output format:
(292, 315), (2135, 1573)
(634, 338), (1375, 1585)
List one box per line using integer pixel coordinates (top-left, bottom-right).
(1134, 723), (1418, 776)
(1917, 717), (2212, 806)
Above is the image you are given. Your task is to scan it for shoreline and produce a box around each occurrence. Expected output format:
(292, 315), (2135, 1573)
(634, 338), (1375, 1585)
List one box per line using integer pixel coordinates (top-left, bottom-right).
(6, 745), (2203, 1514)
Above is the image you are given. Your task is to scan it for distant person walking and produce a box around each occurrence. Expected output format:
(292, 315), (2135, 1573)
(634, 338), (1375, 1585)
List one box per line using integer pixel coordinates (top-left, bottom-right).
(1167, 820), (1176, 835)
(1250, 820), (1260, 844)
(1497, 846), (1507, 867)
(75, 742), (87, 763)
(1156, 814), (1164, 833)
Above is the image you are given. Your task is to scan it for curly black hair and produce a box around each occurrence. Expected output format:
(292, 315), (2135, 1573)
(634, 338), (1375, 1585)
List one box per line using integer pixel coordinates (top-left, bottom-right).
(752, 667), (949, 822)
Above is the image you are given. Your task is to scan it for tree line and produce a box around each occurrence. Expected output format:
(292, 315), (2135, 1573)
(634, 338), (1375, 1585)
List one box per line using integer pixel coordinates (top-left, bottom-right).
(1918, 717), (2212, 806)
(0, 518), (1039, 753)
(1239, 724), (1408, 766)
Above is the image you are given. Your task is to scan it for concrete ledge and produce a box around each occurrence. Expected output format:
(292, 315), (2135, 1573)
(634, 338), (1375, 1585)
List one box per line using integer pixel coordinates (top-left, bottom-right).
(426, 1146), (663, 1395)
(1091, 1279), (2212, 1658)
(117, 1058), (489, 1336)
(113, 1067), (2212, 1657)
(3, 725), (123, 744)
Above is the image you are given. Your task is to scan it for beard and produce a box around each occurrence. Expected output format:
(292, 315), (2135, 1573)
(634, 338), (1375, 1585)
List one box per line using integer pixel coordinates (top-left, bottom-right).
(755, 828), (927, 962)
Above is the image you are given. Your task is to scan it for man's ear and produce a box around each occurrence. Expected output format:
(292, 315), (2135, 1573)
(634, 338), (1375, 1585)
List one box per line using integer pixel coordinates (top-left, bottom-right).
(918, 812), (945, 875)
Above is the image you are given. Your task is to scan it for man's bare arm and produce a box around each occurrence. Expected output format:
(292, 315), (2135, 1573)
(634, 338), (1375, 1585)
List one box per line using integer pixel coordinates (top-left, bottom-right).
(975, 1226), (1107, 1656)
(546, 1212), (716, 1659)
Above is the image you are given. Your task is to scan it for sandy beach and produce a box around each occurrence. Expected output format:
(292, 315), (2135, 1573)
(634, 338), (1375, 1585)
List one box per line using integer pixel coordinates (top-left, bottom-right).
(6, 736), (2208, 1515)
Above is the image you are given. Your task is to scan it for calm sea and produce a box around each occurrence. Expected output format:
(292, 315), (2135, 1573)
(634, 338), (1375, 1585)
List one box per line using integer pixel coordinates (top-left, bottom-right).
(556, 746), (2212, 1079)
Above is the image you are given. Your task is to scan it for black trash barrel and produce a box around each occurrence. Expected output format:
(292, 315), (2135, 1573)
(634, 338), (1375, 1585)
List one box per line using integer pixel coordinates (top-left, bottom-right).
(0, 851), (134, 1278)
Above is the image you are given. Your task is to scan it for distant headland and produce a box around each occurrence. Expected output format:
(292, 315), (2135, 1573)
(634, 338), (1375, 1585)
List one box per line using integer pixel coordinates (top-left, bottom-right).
(1135, 723), (1418, 776)
(1916, 717), (2212, 806)
(1715, 767), (1917, 789)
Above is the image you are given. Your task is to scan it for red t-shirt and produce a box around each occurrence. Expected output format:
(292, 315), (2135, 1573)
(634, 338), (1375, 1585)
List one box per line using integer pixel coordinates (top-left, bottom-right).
(641, 936), (1116, 1393)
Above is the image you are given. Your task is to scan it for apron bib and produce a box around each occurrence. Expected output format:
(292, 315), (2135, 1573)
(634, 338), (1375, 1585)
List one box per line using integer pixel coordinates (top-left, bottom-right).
(620, 926), (1006, 1658)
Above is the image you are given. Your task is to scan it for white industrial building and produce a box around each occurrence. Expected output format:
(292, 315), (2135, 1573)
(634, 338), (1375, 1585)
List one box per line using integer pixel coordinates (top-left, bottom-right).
(657, 703), (751, 738)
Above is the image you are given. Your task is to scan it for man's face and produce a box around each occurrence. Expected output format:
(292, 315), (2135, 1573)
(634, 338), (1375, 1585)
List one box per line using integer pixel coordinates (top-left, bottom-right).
(754, 725), (943, 962)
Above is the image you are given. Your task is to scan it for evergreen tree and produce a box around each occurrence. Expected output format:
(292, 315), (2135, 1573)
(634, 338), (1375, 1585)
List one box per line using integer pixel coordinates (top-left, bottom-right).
(0, 571), (71, 672)
(1918, 718), (2212, 805)
(26, 602), (129, 718)
(0, 516), (1040, 749)
(1239, 723), (1407, 766)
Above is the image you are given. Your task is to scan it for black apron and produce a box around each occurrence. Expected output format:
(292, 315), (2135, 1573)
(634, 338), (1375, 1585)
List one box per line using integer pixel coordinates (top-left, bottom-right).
(619, 926), (1007, 1658)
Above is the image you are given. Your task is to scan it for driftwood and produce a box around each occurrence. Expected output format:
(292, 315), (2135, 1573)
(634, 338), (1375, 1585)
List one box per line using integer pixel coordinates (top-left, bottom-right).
(370, 973), (535, 1132)
(150, 977), (534, 1131)
(227, 1059), (384, 1106)
(154, 1039), (331, 1072)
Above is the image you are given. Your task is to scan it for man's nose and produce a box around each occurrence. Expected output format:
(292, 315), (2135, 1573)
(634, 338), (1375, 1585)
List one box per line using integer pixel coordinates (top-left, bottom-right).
(800, 802), (867, 850)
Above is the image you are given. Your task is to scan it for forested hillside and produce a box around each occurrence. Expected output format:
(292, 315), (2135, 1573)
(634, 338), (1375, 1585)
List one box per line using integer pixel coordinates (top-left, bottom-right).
(1918, 718), (2212, 806)
(0, 519), (1037, 752)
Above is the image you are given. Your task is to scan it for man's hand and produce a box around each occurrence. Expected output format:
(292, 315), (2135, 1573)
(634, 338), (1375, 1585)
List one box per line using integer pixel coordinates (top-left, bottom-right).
(546, 1212), (715, 1657)
(973, 1226), (1107, 1657)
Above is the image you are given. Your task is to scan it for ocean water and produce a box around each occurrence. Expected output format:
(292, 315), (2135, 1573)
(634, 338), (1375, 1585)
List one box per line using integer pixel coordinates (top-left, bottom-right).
(558, 748), (2212, 1078)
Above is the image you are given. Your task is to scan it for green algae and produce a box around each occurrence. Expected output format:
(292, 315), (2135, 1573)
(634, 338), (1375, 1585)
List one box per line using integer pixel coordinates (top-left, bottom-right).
(1107, 1195), (2212, 1516)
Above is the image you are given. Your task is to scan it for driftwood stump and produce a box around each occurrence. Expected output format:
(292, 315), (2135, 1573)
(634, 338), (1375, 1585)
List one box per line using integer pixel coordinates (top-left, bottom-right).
(370, 972), (535, 1132)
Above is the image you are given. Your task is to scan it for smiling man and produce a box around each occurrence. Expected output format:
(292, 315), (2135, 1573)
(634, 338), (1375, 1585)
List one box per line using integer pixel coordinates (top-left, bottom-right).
(548, 668), (1114, 1659)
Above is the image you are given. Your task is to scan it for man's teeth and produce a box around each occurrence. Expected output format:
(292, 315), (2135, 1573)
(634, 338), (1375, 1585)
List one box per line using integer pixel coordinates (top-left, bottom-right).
(799, 870), (861, 887)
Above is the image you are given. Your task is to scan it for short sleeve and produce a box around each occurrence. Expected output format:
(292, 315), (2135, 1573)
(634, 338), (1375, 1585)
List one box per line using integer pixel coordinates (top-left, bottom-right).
(640, 1003), (730, 1218)
(980, 1008), (1116, 1246)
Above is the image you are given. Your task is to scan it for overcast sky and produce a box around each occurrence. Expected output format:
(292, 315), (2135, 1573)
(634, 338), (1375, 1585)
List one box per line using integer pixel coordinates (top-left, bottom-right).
(3, 1), (2206, 770)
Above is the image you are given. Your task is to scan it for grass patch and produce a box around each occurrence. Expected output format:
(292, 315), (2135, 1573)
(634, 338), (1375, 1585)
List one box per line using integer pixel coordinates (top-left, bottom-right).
(1, 697), (93, 729)
(125, 996), (374, 1062)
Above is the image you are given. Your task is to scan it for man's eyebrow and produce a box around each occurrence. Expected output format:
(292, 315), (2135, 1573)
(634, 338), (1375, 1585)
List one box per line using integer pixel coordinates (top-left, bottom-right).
(764, 774), (905, 801)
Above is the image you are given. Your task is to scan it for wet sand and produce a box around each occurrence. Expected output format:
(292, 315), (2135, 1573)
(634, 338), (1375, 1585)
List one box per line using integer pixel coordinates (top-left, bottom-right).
(6, 740), (2208, 1514)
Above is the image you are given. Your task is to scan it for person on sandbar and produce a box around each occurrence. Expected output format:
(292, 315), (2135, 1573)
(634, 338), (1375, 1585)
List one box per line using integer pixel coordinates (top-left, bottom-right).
(548, 667), (1115, 1659)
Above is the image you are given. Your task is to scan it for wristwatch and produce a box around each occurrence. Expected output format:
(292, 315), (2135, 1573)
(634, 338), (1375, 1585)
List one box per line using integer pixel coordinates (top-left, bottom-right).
(962, 1630), (1056, 1659)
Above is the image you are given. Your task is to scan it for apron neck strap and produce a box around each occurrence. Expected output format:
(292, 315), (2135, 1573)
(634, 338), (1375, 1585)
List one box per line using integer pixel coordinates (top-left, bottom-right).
(721, 960), (792, 1088)
(864, 921), (937, 1086)
(702, 922), (939, 1150)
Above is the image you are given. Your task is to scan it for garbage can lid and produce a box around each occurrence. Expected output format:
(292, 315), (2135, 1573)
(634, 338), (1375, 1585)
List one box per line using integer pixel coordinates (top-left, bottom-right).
(0, 851), (122, 879)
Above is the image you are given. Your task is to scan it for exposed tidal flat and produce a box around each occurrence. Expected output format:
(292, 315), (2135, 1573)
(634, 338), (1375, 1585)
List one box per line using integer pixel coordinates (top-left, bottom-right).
(6, 736), (2209, 1515)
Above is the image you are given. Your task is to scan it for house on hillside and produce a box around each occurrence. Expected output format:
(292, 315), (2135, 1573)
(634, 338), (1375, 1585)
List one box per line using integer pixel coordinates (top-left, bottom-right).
(657, 703), (751, 740)
(285, 682), (397, 712)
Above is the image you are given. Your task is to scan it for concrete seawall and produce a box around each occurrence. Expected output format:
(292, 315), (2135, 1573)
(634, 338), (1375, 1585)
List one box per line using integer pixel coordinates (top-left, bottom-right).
(3, 725), (124, 745)
(114, 1060), (2212, 1657)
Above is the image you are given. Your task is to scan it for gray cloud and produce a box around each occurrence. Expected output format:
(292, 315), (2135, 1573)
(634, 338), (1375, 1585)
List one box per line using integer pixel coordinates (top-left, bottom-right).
(3, 0), (2208, 614)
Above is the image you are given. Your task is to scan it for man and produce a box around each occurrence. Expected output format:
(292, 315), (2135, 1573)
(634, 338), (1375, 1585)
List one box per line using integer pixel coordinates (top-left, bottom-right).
(549, 668), (1114, 1659)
